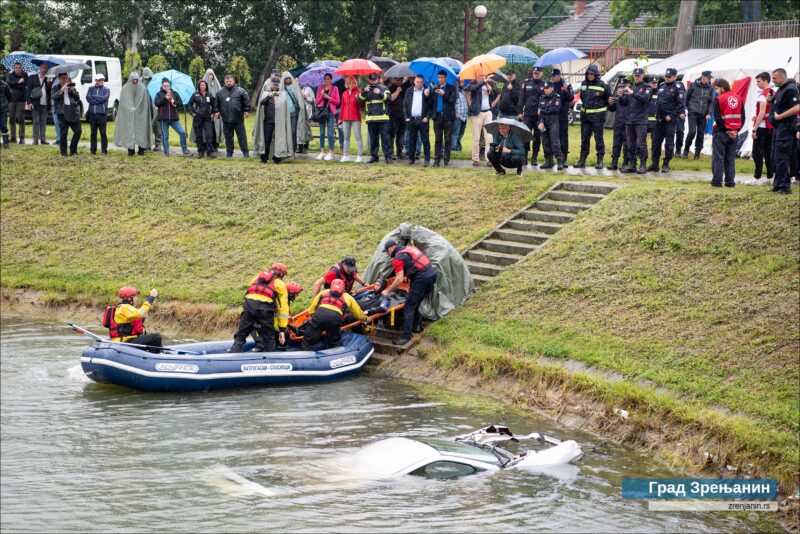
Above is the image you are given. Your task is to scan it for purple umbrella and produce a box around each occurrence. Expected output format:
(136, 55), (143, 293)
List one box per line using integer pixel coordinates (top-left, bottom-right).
(298, 66), (342, 87)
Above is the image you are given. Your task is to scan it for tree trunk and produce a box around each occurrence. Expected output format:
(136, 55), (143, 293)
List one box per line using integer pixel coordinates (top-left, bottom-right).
(128, 8), (144, 52)
(365, 5), (387, 58)
(673, 0), (697, 54)
(250, 5), (301, 107)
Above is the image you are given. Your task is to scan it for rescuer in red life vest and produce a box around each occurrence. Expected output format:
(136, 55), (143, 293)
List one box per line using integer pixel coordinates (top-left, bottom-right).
(229, 262), (290, 353)
(381, 239), (438, 346)
(302, 279), (368, 350)
(102, 286), (162, 351)
(711, 78), (746, 187)
(312, 256), (366, 296)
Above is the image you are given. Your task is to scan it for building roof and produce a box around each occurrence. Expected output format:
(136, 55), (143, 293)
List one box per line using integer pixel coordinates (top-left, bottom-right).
(532, 0), (649, 52)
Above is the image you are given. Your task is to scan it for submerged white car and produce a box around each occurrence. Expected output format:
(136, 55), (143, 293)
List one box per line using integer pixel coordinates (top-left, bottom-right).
(348, 425), (583, 479)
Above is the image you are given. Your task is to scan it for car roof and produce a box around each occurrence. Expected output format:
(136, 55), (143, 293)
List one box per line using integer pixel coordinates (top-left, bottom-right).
(353, 437), (440, 475)
(418, 438), (501, 465)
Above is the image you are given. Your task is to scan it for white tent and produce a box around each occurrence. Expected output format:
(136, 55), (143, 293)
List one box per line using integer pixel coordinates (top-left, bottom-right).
(682, 38), (800, 157)
(646, 48), (733, 78)
(602, 58), (659, 83)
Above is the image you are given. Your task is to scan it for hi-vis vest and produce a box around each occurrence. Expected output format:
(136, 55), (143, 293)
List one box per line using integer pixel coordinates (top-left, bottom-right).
(246, 270), (278, 299)
(717, 91), (743, 131)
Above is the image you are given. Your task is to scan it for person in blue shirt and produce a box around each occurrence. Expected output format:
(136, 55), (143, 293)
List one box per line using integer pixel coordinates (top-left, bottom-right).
(86, 73), (110, 155)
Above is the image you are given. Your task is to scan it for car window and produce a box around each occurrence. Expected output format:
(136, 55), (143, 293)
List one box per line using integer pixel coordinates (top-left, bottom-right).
(95, 61), (108, 81)
(411, 461), (477, 479)
(81, 65), (92, 85)
(418, 439), (501, 465)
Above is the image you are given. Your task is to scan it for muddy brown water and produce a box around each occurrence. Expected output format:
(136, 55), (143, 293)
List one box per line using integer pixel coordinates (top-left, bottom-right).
(0, 317), (779, 532)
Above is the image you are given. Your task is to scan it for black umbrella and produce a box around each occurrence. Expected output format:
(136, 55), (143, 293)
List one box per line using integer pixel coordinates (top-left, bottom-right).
(369, 56), (398, 71)
(383, 62), (416, 78)
(485, 118), (533, 143)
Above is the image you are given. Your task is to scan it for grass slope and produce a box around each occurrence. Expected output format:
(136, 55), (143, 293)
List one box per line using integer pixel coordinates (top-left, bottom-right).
(425, 182), (799, 488)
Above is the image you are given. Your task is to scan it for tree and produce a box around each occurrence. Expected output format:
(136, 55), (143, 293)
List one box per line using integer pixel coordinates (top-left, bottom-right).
(274, 55), (297, 74)
(163, 30), (192, 71)
(122, 49), (142, 79)
(147, 54), (168, 74)
(610, 0), (799, 27)
(188, 56), (206, 82)
(190, 34), (207, 59)
(228, 55), (252, 89)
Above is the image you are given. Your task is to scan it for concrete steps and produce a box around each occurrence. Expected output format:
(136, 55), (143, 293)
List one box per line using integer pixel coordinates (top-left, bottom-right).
(370, 181), (618, 355)
(461, 181), (618, 286)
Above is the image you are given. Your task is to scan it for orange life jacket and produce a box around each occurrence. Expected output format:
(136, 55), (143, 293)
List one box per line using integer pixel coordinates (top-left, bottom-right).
(246, 270), (278, 299)
(717, 91), (743, 131)
(396, 246), (432, 277)
(102, 305), (144, 339)
(320, 291), (347, 315)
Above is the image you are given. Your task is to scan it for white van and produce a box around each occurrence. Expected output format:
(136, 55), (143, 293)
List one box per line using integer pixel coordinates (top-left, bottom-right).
(49, 55), (122, 120)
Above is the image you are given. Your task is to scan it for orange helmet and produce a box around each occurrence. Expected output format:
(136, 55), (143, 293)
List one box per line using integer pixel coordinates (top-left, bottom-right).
(118, 286), (139, 298)
(285, 282), (303, 297)
(330, 279), (345, 296)
(271, 262), (288, 277)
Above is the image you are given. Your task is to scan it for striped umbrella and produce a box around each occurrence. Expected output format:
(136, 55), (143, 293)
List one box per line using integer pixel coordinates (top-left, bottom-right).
(1, 51), (36, 73)
(489, 45), (539, 65)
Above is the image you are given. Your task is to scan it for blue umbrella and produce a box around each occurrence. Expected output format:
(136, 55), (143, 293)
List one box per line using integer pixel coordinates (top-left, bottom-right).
(409, 57), (458, 86)
(298, 66), (342, 88)
(31, 54), (64, 68)
(307, 59), (341, 69)
(438, 57), (463, 74)
(535, 47), (587, 68)
(146, 69), (195, 104)
(489, 45), (539, 65)
(1, 52), (36, 73)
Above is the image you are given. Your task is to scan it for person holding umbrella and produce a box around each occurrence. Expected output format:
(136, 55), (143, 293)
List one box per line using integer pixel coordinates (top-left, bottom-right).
(316, 73), (341, 161)
(550, 69), (573, 161)
(431, 70), (456, 167)
(519, 67), (545, 168)
(357, 72), (393, 164)
(340, 76), (364, 163)
(6, 62), (27, 144)
(487, 121), (526, 176)
(467, 71), (495, 166)
(403, 74), (433, 166)
(0, 70), (11, 149)
(154, 78), (189, 156)
(25, 62), (51, 145)
(574, 64), (610, 169)
(52, 72), (82, 157)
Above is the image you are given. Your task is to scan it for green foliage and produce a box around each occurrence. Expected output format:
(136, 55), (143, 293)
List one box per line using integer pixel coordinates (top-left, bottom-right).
(274, 55), (297, 74)
(227, 55), (251, 88)
(610, 0), (800, 27)
(146, 54), (168, 74)
(376, 38), (408, 62)
(122, 50), (142, 79)
(188, 56), (206, 82)
(162, 30), (192, 70)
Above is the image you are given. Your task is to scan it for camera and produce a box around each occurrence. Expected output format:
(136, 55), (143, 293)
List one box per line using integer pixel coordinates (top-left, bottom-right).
(67, 82), (76, 87)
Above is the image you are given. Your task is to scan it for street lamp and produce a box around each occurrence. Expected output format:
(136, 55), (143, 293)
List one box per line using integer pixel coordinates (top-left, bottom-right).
(463, 3), (488, 63)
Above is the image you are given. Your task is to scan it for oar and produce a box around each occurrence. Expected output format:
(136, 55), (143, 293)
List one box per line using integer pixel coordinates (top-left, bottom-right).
(68, 324), (203, 355)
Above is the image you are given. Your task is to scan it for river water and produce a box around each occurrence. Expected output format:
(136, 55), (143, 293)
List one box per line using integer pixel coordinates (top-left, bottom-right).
(0, 317), (777, 532)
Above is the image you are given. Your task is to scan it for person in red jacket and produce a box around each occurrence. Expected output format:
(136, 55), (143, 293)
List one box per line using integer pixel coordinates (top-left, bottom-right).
(751, 72), (774, 180)
(339, 76), (364, 162)
(711, 78), (745, 188)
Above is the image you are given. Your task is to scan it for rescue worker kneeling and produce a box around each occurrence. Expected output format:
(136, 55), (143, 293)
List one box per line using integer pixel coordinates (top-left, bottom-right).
(102, 286), (162, 352)
(302, 279), (368, 350)
(230, 262), (289, 353)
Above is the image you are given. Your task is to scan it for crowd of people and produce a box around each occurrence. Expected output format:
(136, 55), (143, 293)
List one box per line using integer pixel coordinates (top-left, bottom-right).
(1, 59), (799, 191)
(104, 240), (439, 353)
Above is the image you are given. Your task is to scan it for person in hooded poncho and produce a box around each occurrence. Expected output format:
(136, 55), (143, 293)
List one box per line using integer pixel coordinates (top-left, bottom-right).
(142, 67), (161, 150)
(114, 72), (153, 155)
(189, 68), (223, 150)
(253, 76), (293, 163)
(300, 83), (315, 153)
(281, 71), (312, 154)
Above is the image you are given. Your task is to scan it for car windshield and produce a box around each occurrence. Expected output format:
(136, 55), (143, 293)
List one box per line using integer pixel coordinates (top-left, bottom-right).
(418, 439), (502, 465)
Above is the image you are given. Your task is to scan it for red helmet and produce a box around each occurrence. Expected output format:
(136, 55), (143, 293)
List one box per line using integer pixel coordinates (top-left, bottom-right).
(285, 282), (303, 297)
(271, 262), (288, 277)
(330, 279), (345, 295)
(118, 286), (139, 298)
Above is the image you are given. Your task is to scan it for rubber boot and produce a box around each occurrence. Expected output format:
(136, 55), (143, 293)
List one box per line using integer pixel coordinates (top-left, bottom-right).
(228, 344), (243, 353)
(637, 159), (647, 174)
(693, 151), (701, 160)
(557, 156), (565, 170)
(646, 159), (659, 172)
(606, 157), (618, 171)
(621, 159), (636, 174)
(1, 135), (8, 149)
(594, 155), (604, 169)
(540, 156), (553, 169)
(661, 160), (670, 173)
(681, 149), (689, 159)
(573, 154), (587, 168)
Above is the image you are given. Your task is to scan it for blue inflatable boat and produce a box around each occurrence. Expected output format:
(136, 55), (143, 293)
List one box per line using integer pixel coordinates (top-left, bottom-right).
(80, 332), (374, 392)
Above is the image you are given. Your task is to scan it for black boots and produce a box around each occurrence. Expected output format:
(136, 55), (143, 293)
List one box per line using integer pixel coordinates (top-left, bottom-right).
(661, 161), (670, 173)
(573, 155), (587, 168)
(393, 335), (412, 346)
(557, 156), (565, 170)
(646, 160), (659, 172)
(607, 157), (618, 170)
(228, 344), (243, 353)
(595, 155), (604, 169)
(540, 156), (553, 169)
(620, 160), (635, 173)
(1, 135), (9, 149)
(637, 160), (647, 174)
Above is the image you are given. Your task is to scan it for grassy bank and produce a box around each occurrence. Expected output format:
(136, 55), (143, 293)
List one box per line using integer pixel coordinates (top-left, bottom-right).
(1, 147), (795, 489)
(21, 115), (754, 174)
(423, 182), (799, 489)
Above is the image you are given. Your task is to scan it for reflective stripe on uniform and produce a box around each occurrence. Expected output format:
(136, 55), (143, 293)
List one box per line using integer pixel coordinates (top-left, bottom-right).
(365, 114), (390, 122)
(587, 85), (605, 92)
(721, 114), (740, 119)
(584, 107), (607, 113)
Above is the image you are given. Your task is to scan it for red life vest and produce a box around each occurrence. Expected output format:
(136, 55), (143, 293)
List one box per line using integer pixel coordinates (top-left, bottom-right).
(320, 291), (347, 315)
(396, 246), (432, 276)
(323, 263), (356, 293)
(755, 87), (773, 129)
(246, 270), (278, 299)
(717, 91), (743, 131)
(102, 305), (144, 339)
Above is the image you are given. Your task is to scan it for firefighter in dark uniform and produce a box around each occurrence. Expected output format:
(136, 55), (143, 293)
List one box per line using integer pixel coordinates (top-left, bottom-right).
(229, 262), (289, 353)
(519, 67), (545, 167)
(550, 68), (573, 163)
(538, 81), (563, 169)
(606, 77), (631, 170)
(648, 67), (685, 173)
(646, 75), (659, 134)
(768, 68), (800, 194)
(302, 279), (368, 350)
(674, 77), (687, 159)
(312, 256), (365, 296)
(620, 68), (652, 174)
(382, 240), (438, 346)
(574, 64), (610, 169)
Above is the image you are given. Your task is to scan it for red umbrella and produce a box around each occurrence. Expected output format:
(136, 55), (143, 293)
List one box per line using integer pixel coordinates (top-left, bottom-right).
(335, 59), (383, 76)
